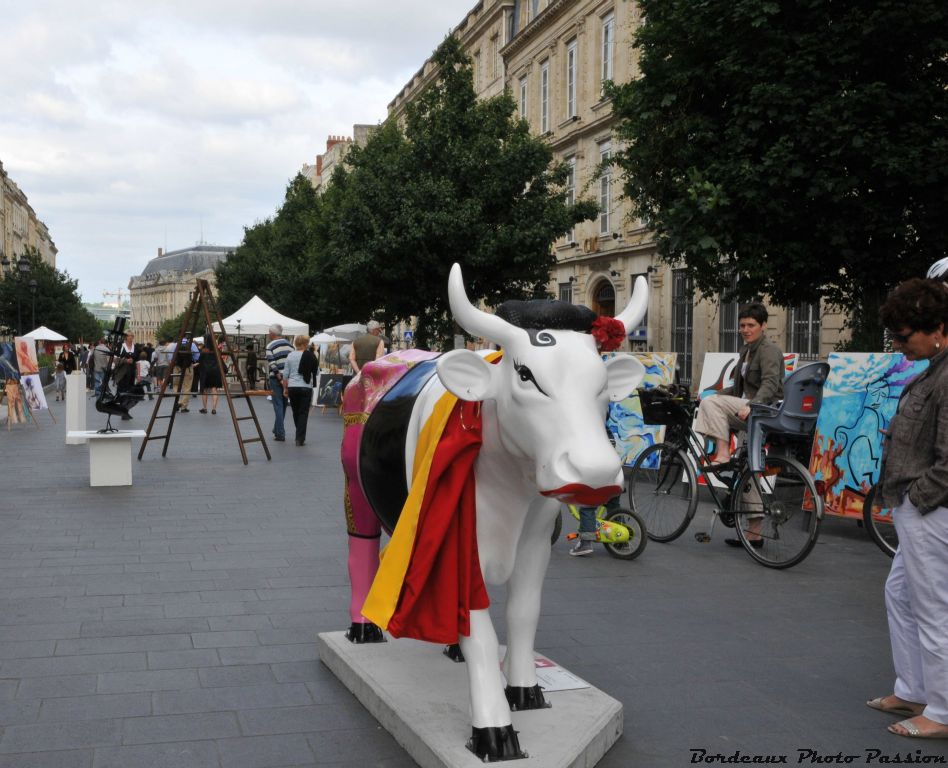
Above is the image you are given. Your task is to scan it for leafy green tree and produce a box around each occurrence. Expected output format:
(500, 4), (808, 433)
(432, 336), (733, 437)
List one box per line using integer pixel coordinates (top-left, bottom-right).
(216, 175), (325, 328)
(0, 248), (101, 342)
(606, 0), (948, 349)
(317, 36), (599, 348)
(155, 310), (188, 343)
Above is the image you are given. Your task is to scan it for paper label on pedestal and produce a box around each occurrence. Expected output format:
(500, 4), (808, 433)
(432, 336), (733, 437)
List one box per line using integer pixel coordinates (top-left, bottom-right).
(498, 648), (590, 692)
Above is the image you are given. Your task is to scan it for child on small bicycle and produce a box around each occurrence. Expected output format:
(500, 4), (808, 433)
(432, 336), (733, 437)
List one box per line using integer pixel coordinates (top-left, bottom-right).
(570, 495), (622, 557)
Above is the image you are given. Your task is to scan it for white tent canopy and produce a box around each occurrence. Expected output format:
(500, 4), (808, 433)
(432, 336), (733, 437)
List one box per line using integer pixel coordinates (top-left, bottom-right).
(22, 325), (68, 341)
(220, 296), (308, 336)
(322, 323), (366, 341)
(310, 332), (341, 345)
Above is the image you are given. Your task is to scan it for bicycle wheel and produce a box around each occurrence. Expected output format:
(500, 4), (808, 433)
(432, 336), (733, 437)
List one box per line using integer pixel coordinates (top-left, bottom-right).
(602, 508), (648, 561)
(863, 484), (897, 558)
(732, 455), (822, 569)
(628, 442), (698, 543)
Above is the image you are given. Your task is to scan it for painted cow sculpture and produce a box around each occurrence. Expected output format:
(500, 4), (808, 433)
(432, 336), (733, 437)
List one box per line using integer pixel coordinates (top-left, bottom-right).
(340, 263), (647, 760)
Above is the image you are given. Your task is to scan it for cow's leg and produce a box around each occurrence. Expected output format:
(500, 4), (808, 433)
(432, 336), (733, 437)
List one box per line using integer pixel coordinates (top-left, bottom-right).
(503, 501), (556, 711)
(460, 609), (524, 760)
(346, 534), (383, 643)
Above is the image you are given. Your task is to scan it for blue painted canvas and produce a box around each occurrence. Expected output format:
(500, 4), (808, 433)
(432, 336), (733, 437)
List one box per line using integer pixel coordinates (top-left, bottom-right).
(604, 352), (677, 466)
(809, 352), (929, 519)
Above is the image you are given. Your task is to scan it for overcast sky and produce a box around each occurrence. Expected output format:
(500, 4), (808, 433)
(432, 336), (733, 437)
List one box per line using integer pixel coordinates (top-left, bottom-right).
(1, 0), (475, 302)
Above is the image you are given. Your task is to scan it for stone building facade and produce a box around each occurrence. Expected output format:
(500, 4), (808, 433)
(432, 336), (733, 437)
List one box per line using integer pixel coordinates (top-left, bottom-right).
(0, 160), (57, 270)
(128, 245), (234, 344)
(388, 0), (841, 383)
(302, 125), (376, 195)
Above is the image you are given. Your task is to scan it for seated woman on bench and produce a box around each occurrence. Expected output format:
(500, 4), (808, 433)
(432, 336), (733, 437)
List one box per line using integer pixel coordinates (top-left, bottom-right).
(694, 302), (785, 465)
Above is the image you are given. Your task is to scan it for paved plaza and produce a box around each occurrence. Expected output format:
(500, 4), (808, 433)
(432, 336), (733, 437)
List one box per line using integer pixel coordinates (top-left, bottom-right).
(0, 393), (945, 767)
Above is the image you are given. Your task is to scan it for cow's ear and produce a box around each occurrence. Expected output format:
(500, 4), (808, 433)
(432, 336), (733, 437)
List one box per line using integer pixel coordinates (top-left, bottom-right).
(437, 350), (497, 401)
(604, 354), (645, 402)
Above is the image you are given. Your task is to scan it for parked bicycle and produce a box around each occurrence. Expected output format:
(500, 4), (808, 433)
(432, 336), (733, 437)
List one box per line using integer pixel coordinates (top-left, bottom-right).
(862, 483), (897, 557)
(628, 363), (829, 569)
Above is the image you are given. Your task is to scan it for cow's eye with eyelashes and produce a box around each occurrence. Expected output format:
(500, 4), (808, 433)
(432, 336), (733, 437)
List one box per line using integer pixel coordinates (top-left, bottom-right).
(513, 361), (549, 397)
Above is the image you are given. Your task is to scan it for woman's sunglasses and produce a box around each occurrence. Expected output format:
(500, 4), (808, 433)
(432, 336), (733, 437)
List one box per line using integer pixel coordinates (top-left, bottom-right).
(890, 329), (919, 344)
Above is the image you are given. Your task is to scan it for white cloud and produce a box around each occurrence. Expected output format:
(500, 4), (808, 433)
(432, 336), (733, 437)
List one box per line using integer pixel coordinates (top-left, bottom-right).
(0, 0), (475, 302)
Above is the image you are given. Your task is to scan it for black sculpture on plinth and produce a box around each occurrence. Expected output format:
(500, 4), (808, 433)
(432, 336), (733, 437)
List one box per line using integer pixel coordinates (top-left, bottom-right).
(95, 316), (143, 433)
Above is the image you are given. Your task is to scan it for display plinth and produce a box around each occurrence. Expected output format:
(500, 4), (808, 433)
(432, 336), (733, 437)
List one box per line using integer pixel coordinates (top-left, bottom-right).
(67, 430), (146, 486)
(317, 631), (623, 768)
(65, 373), (87, 444)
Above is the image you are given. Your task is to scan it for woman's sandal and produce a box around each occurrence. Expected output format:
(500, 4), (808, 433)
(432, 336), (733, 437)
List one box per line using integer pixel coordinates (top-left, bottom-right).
(866, 696), (924, 718)
(888, 716), (948, 739)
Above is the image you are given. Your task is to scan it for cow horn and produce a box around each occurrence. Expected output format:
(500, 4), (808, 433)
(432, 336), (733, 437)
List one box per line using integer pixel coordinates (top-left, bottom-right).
(614, 275), (649, 334)
(448, 263), (516, 346)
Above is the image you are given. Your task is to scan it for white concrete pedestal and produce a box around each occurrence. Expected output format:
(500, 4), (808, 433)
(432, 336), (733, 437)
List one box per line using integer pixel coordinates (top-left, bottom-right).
(317, 631), (623, 768)
(66, 430), (146, 486)
(65, 373), (87, 444)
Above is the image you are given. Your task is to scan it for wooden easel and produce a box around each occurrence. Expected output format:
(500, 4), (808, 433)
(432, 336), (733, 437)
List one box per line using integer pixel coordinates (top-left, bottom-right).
(138, 279), (271, 465)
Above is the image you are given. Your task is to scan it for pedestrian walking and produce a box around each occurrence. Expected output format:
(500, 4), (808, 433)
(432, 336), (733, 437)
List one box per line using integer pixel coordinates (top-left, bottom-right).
(282, 334), (317, 446)
(53, 362), (67, 401)
(266, 324), (292, 441)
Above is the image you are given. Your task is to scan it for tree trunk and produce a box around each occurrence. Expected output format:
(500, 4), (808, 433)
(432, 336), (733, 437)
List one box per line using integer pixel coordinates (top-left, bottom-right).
(842, 283), (887, 353)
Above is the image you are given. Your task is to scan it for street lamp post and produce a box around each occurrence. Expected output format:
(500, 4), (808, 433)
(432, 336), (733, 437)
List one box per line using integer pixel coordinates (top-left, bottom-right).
(29, 279), (37, 330)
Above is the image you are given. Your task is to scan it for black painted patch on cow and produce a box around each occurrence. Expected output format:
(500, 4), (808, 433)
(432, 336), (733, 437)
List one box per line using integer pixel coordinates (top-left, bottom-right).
(359, 358), (440, 535)
(496, 299), (597, 346)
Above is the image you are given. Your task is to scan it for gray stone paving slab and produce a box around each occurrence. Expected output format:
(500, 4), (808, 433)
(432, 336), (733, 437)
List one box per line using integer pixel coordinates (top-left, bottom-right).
(0, 396), (943, 767)
(0, 717), (122, 752)
(121, 712), (241, 744)
(37, 692), (152, 722)
(0, 750), (93, 768)
(92, 740), (219, 768)
(215, 734), (315, 768)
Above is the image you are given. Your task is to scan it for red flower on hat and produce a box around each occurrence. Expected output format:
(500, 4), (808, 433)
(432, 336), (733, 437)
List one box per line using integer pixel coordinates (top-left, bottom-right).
(591, 316), (626, 352)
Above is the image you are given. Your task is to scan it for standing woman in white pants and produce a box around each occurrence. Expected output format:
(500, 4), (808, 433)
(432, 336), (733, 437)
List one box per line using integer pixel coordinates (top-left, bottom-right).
(867, 278), (948, 739)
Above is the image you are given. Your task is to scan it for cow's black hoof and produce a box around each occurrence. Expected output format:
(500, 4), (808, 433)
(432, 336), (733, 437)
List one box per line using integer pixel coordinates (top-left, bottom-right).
(344, 622), (386, 644)
(505, 684), (550, 711)
(466, 725), (526, 761)
(443, 643), (465, 663)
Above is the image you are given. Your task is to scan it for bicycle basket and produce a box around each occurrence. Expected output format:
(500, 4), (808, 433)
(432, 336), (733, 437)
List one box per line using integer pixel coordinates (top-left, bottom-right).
(638, 387), (691, 426)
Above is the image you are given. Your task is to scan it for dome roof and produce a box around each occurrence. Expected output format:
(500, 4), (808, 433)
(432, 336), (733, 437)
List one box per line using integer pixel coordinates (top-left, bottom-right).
(138, 245), (234, 277)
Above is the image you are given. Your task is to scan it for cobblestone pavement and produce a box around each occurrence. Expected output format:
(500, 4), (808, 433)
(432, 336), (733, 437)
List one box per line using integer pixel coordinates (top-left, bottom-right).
(0, 392), (945, 767)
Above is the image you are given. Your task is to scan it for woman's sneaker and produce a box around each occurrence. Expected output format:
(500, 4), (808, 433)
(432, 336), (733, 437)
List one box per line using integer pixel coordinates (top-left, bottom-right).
(569, 540), (594, 557)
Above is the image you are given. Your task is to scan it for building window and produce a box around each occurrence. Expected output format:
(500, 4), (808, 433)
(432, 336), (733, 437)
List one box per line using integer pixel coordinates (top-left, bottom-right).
(519, 76), (529, 120)
(788, 301), (821, 360)
(490, 35), (500, 80)
(566, 38), (577, 118)
(531, 0), (540, 21)
(559, 282), (573, 303)
(540, 60), (550, 133)
(563, 156), (576, 242)
(672, 268), (695, 385)
(507, 5), (518, 41)
(599, 140), (612, 234)
(474, 50), (482, 90)
(601, 12), (615, 86)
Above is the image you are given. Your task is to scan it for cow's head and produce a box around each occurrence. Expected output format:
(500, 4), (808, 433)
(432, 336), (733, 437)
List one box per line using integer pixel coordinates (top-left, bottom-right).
(437, 264), (647, 505)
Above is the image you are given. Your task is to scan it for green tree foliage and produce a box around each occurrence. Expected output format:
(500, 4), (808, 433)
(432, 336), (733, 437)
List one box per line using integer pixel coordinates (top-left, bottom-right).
(606, 0), (948, 349)
(155, 310), (188, 343)
(317, 36), (598, 348)
(216, 175), (324, 327)
(0, 249), (101, 342)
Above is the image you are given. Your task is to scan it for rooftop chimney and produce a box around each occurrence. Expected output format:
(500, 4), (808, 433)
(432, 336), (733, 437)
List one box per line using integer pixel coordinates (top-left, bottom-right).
(158, 247), (163, 257)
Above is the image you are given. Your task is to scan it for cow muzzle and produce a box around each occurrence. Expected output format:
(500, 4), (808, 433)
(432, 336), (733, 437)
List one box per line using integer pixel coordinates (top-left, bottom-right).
(540, 484), (623, 506)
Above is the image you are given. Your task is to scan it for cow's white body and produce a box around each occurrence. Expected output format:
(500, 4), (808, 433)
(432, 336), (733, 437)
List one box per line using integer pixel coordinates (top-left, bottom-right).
(392, 264), (648, 754)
